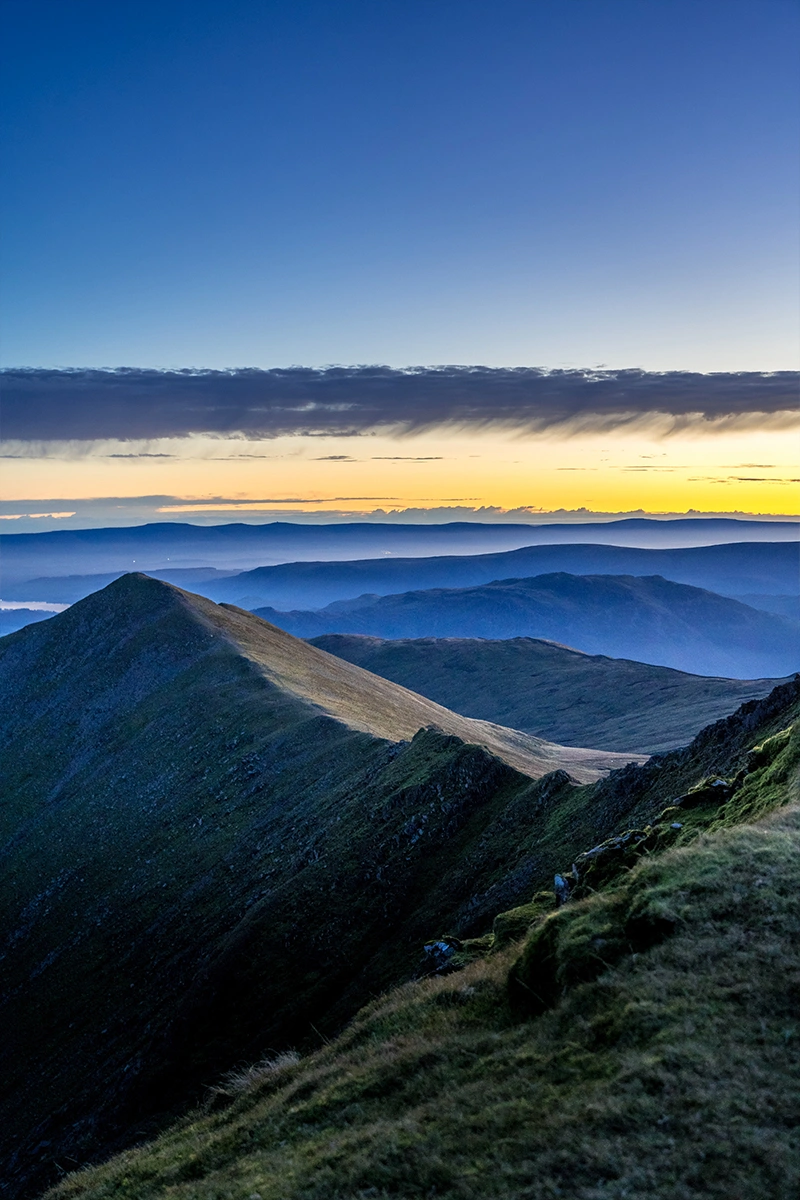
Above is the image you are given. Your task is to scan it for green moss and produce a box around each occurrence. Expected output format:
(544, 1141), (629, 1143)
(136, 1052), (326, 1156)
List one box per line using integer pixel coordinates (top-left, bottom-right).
(491, 891), (555, 947)
(710, 725), (798, 830)
(49, 801), (800, 1200)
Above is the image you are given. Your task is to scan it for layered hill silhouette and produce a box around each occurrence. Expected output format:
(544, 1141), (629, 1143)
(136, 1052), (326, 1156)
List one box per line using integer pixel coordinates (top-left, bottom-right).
(0, 574), (639, 1197)
(311, 634), (788, 753)
(191, 538), (799, 610)
(256, 572), (800, 678)
(3, 517), (796, 593)
(40, 669), (800, 1199)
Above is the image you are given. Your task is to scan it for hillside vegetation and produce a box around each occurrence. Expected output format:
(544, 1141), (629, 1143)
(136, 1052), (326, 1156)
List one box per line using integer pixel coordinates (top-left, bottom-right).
(311, 634), (787, 752)
(46, 676), (800, 1200)
(0, 575), (636, 1197)
(257, 572), (800, 678)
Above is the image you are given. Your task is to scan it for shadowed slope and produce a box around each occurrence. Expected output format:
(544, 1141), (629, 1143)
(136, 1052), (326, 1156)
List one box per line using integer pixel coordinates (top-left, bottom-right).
(44, 684), (800, 1200)
(0, 575), (636, 1198)
(310, 634), (788, 753)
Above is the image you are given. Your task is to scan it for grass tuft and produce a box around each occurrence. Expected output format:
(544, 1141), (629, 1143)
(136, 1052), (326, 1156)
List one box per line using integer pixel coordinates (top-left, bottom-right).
(209, 1051), (302, 1098)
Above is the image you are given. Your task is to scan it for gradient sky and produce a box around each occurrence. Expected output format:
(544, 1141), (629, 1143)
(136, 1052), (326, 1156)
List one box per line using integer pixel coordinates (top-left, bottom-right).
(1, 0), (798, 525)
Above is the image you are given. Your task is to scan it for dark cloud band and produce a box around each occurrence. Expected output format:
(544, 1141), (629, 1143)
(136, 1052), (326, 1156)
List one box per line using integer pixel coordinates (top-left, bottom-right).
(1, 366), (797, 442)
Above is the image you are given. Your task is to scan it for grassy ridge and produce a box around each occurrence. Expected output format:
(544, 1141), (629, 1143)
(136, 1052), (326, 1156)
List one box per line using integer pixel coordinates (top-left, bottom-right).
(3, 574), (796, 1197)
(310, 634), (786, 752)
(0, 576), (633, 1197)
(47, 682), (800, 1199)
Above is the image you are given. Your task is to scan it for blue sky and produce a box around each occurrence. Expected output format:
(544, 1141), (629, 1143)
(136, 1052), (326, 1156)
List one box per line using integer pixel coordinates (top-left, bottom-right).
(2, 0), (798, 372)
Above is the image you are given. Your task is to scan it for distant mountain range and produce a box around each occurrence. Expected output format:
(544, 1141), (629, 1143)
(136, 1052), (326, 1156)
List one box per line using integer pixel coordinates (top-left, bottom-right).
(2, 566), (240, 607)
(736, 593), (800, 620)
(2, 516), (796, 593)
(0, 608), (53, 636)
(256, 572), (800, 678)
(209, 538), (800, 609)
(311, 634), (789, 753)
(6, 537), (798, 618)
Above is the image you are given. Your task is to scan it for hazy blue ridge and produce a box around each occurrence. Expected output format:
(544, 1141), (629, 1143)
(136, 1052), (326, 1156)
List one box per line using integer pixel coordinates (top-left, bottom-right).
(2, 519), (797, 597)
(196, 540), (800, 611)
(255, 572), (800, 678)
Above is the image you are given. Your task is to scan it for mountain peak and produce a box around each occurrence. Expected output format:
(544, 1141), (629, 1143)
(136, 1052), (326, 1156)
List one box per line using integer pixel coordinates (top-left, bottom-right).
(1, 573), (641, 783)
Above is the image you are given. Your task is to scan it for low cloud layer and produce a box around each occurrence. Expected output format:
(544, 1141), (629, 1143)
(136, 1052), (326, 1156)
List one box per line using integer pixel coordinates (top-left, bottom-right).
(1, 495), (796, 536)
(1, 366), (797, 443)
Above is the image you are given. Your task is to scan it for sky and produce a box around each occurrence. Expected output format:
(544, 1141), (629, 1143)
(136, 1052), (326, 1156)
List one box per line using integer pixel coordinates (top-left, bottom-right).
(1, 0), (798, 528)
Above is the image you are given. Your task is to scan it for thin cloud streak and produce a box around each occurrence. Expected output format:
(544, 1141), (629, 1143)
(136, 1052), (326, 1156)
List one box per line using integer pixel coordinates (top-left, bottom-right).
(156, 495), (480, 511)
(1, 366), (797, 443)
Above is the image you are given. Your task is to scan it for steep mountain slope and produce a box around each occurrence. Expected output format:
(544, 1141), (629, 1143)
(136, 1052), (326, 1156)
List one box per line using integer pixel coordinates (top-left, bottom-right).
(46, 679), (800, 1200)
(3, 517), (796, 591)
(735, 592), (800, 619)
(257, 572), (800, 678)
(310, 634), (787, 752)
(0, 607), (53, 635)
(0, 575), (636, 1198)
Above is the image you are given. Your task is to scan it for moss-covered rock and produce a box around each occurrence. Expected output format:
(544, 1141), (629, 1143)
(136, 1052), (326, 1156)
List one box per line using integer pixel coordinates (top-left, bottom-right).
(491, 892), (555, 947)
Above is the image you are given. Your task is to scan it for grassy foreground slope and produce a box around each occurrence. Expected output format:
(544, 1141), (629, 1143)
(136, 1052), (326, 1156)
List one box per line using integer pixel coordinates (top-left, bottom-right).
(0, 575), (639, 1198)
(256, 572), (800, 679)
(311, 634), (786, 752)
(49, 679), (800, 1200)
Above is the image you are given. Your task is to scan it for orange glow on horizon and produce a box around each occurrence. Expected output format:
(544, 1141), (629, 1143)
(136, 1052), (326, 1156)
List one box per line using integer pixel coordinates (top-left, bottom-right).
(1, 425), (798, 517)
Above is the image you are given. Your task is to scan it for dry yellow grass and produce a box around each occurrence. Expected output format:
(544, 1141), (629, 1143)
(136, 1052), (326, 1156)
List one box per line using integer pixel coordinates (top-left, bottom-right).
(185, 591), (645, 781)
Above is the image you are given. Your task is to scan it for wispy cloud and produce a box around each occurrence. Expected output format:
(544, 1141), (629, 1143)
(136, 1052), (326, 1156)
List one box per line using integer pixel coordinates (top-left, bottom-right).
(2, 365), (796, 443)
(687, 476), (800, 484)
(0, 510), (76, 520)
(0, 495), (796, 533)
(155, 495), (479, 511)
